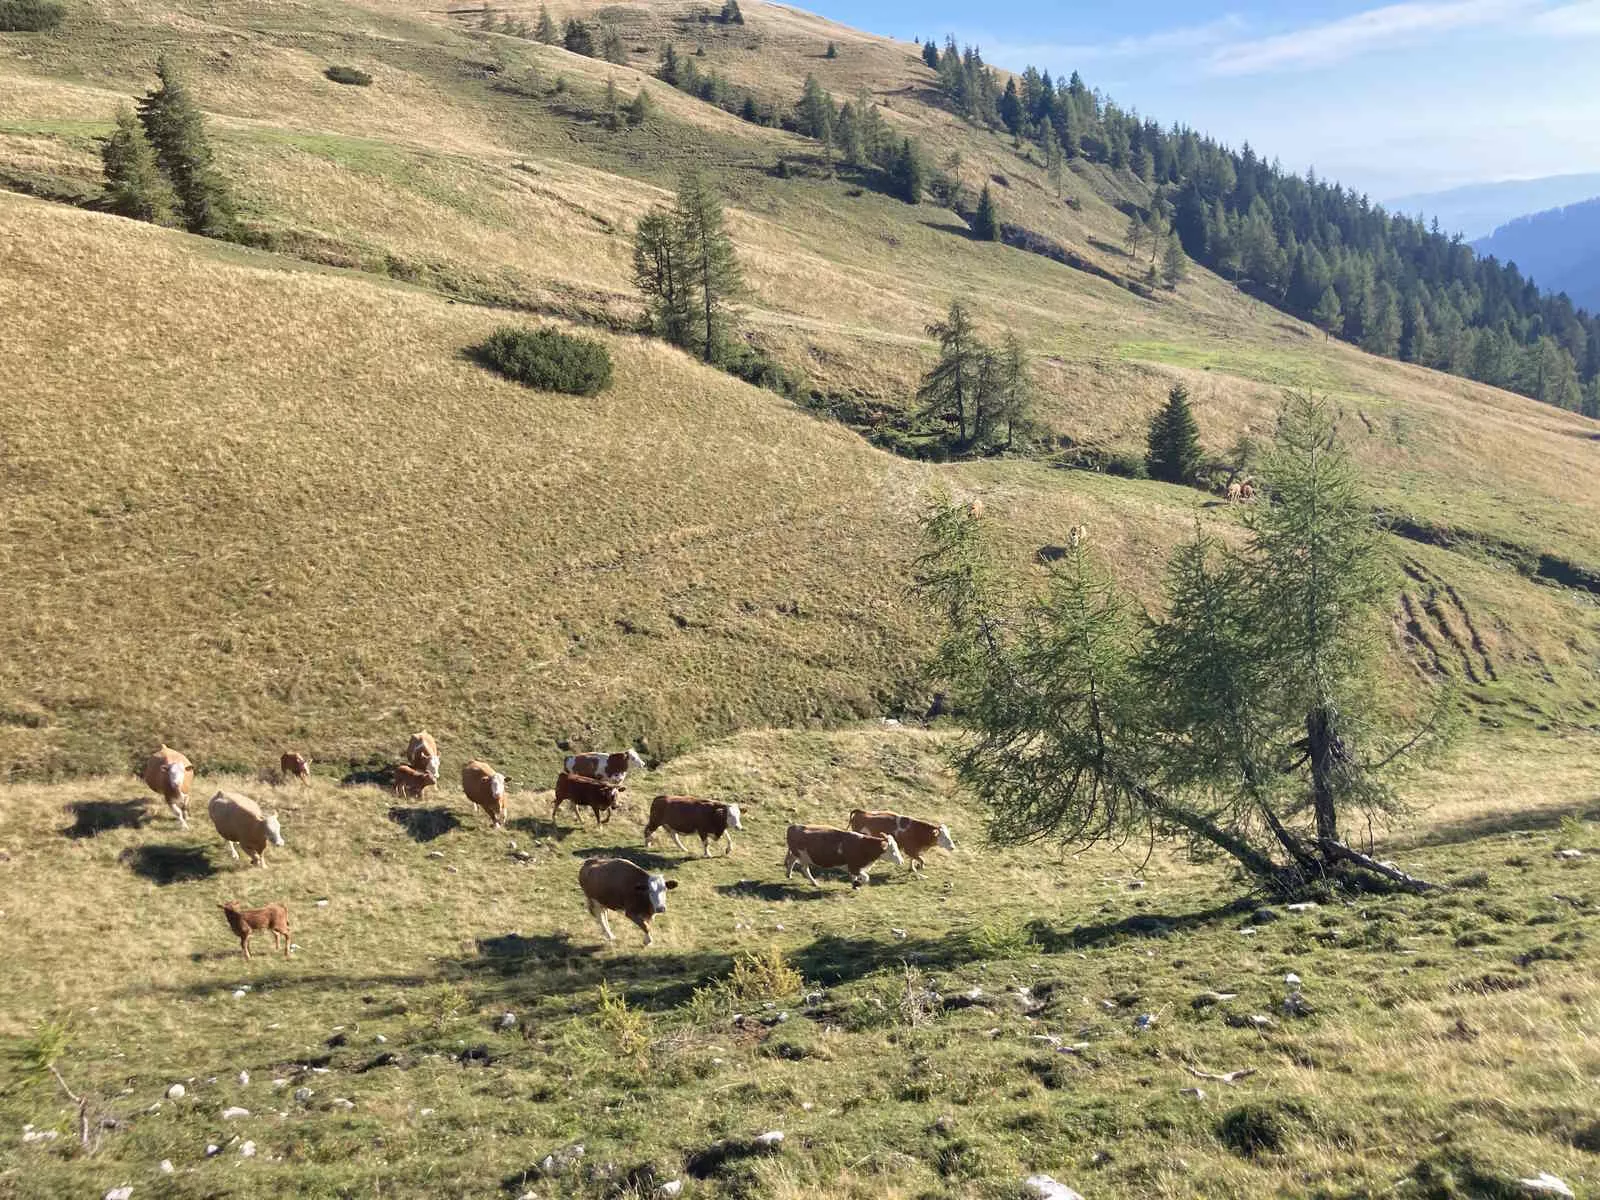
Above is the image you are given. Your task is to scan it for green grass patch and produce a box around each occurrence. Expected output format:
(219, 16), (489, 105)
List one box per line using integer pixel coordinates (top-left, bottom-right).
(472, 324), (614, 395)
(0, 0), (63, 30)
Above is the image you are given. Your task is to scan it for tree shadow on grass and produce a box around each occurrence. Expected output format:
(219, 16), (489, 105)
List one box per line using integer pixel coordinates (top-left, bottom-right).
(452, 930), (733, 1013)
(1380, 798), (1600, 852)
(713, 879), (831, 903)
(507, 816), (574, 842)
(118, 843), (215, 884)
(1025, 899), (1254, 952)
(63, 799), (151, 839)
(386, 806), (461, 843)
(568, 845), (679, 871)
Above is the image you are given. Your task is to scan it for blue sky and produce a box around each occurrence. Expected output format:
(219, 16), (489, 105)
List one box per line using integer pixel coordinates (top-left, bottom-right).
(805, 0), (1600, 201)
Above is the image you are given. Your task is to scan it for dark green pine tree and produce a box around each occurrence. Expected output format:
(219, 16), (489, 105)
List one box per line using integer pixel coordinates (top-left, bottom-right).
(101, 105), (177, 224)
(534, 3), (556, 43)
(889, 138), (924, 204)
(971, 183), (1000, 241)
(921, 39), (940, 70)
(796, 74), (834, 142)
(563, 18), (595, 56)
(1146, 383), (1203, 485)
(136, 55), (234, 238)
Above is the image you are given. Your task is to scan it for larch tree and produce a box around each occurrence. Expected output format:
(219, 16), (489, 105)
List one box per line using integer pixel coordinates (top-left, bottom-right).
(632, 209), (693, 350)
(916, 392), (1448, 895)
(101, 105), (176, 224)
(534, 3), (556, 43)
(136, 55), (234, 238)
(673, 170), (742, 362)
(1313, 287), (1344, 340)
(916, 300), (982, 448)
(1161, 231), (1187, 289)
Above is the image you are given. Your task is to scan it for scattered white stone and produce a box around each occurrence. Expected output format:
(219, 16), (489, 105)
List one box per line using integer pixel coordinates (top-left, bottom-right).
(1023, 1175), (1085, 1200)
(159, 1160), (174, 1175)
(231, 990), (247, 1000)
(271, 1079), (289, 1090)
(166, 1084), (185, 1100)
(1238, 927), (1258, 936)
(1181, 1087), (1206, 1100)
(1247, 1014), (1276, 1029)
(538, 1141), (585, 1176)
(204, 1144), (220, 1158)
(373, 1034), (388, 1044)
(754, 1130), (785, 1149)
(331, 1099), (355, 1110)
(237, 1071), (250, 1087)
(657, 1180), (683, 1198)
(104, 1187), (133, 1200)
(774, 922), (784, 931)
(1519, 1173), (1574, 1198)
(1284, 973), (1302, 988)
(1058, 1042), (1092, 1054)
(890, 928), (907, 940)
(518, 1193), (538, 1200)
(238, 1141), (256, 1158)
(499, 1012), (518, 1030)
(419, 1108), (435, 1117)
(221, 1107), (249, 1120)
(293, 1088), (313, 1103)
(315, 899), (330, 907)
(1555, 849), (1583, 860)
(427, 851), (445, 859)
(310, 1067), (330, 1074)
(1286, 902), (1318, 912)
(801, 1102), (813, 1111)
(22, 1129), (59, 1143)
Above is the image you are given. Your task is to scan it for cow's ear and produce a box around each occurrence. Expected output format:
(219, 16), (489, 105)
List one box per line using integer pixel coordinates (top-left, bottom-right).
(665, 879), (679, 890)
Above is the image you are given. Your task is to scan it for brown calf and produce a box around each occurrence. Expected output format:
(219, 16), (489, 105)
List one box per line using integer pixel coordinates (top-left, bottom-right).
(785, 824), (904, 889)
(392, 763), (437, 799)
(847, 809), (955, 873)
(218, 901), (291, 960)
(577, 857), (678, 946)
(554, 771), (623, 825)
(644, 795), (743, 857)
(280, 751), (311, 784)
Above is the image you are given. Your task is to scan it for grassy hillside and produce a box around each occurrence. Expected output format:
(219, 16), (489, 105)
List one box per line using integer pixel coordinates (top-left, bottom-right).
(0, 726), (1596, 1198)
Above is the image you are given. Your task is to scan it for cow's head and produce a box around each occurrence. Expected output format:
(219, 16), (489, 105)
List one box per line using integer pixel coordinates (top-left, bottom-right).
(166, 761), (186, 792)
(265, 814), (285, 847)
(881, 833), (905, 866)
(428, 754), (440, 780)
(627, 747), (647, 773)
(725, 803), (743, 831)
(937, 825), (956, 852)
(646, 874), (679, 913)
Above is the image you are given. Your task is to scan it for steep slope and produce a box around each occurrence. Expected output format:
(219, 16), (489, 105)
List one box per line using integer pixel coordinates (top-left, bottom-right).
(1474, 195), (1600, 313)
(2, 0), (1599, 778)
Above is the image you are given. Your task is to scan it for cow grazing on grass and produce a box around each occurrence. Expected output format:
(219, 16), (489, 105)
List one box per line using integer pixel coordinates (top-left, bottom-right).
(644, 795), (743, 857)
(461, 760), (508, 828)
(577, 857), (678, 946)
(1240, 481), (1257, 501)
(564, 747), (646, 784)
(392, 764), (437, 800)
(208, 791), (285, 867)
(847, 810), (954, 873)
(218, 901), (291, 960)
(406, 732), (440, 780)
(142, 745), (194, 828)
(785, 824), (903, 889)
(280, 751), (311, 784)
(554, 771), (623, 825)
(1227, 481), (1243, 503)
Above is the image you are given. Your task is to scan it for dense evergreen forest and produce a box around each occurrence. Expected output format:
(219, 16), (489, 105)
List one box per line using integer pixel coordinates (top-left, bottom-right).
(920, 37), (1600, 416)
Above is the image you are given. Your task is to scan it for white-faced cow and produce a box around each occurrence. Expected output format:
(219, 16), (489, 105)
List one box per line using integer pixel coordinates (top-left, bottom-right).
(406, 731), (440, 780)
(564, 747), (646, 785)
(577, 857), (678, 946)
(847, 809), (955, 874)
(644, 795), (743, 857)
(554, 771), (623, 825)
(461, 760), (508, 828)
(141, 745), (195, 828)
(784, 824), (903, 889)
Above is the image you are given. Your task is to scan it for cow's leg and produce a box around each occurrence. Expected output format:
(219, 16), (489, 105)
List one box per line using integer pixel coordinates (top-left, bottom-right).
(240, 932), (252, 960)
(853, 867), (870, 889)
(587, 898), (615, 942)
(910, 856), (924, 875)
(700, 835), (711, 859)
(251, 849), (265, 868)
(784, 851), (797, 879)
(671, 831), (689, 854)
(630, 913), (654, 946)
(224, 839), (240, 861)
(723, 831), (734, 857)
(281, 925), (292, 957)
(643, 822), (656, 847)
(802, 862), (821, 888)
(170, 800), (188, 829)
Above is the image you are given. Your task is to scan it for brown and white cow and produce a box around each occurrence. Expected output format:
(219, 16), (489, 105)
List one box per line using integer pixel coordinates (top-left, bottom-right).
(785, 824), (903, 889)
(577, 857), (678, 946)
(461, 760), (508, 828)
(280, 751), (311, 784)
(564, 747), (646, 785)
(406, 731), (440, 780)
(554, 771), (623, 825)
(644, 795), (743, 857)
(392, 763), (437, 800)
(141, 745), (195, 828)
(847, 810), (955, 873)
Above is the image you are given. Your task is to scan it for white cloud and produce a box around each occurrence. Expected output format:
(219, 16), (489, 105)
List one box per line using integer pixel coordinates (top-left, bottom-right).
(1205, 0), (1538, 76)
(1532, 0), (1600, 32)
(976, 15), (1246, 67)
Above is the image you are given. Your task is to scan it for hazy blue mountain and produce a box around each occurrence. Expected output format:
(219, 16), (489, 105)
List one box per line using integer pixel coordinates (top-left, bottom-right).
(1472, 197), (1600, 313)
(1385, 173), (1600, 240)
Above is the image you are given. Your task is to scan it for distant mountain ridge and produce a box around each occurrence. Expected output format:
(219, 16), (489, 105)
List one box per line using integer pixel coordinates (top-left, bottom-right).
(1386, 173), (1600, 240)
(1473, 197), (1600, 314)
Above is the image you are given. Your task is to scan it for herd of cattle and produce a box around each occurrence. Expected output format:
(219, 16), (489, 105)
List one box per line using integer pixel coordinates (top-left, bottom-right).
(135, 733), (956, 953)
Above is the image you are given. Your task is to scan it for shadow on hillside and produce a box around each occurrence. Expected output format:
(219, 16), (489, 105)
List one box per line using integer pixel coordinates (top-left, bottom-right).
(1087, 236), (1127, 258)
(714, 880), (830, 903)
(923, 218), (977, 240)
(569, 845), (679, 871)
(507, 816), (573, 842)
(1026, 900), (1254, 952)
(452, 931), (733, 1012)
(119, 843), (216, 884)
(387, 806), (461, 843)
(1380, 798), (1600, 852)
(342, 763), (397, 789)
(787, 930), (989, 987)
(63, 799), (151, 839)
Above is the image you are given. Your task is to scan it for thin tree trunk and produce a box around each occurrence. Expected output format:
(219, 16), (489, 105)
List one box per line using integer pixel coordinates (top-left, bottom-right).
(1307, 705), (1340, 845)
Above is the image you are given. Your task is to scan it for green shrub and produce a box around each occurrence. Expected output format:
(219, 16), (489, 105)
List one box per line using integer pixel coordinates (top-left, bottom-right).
(474, 326), (614, 396)
(0, 0), (64, 30)
(324, 64), (373, 86)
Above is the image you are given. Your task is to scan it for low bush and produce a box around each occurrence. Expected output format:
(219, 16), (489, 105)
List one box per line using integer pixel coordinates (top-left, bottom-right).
(324, 64), (373, 86)
(473, 325), (613, 396)
(0, 0), (64, 29)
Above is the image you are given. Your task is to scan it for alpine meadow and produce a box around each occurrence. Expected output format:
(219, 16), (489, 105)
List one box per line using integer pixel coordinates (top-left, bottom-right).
(1, 0), (1597, 1198)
